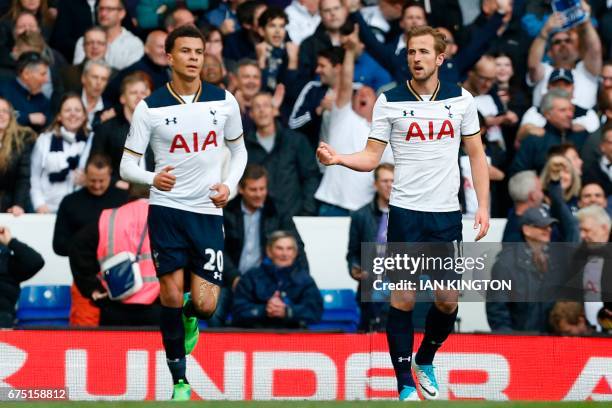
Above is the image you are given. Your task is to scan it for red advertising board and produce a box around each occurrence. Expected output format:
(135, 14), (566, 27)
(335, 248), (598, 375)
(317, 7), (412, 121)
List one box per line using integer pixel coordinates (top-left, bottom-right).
(0, 331), (610, 401)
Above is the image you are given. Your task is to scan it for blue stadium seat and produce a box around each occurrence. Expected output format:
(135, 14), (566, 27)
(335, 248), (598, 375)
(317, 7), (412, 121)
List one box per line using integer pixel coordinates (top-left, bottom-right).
(16, 285), (71, 327)
(309, 289), (360, 333)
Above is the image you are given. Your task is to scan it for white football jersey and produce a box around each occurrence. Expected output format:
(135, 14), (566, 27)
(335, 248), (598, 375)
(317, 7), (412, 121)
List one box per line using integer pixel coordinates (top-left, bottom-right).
(369, 81), (480, 212)
(124, 82), (243, 215)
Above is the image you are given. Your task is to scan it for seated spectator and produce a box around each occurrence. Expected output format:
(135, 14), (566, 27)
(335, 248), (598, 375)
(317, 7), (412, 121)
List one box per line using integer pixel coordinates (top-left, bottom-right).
(68, 183), (160, 326)
(348, 163), (393, 331)
(510, 89), (589, 175)
(285, 0), (320, 46)
(201, 54), (225, 87)
(163, 6), (196, 33)
(314, 31), (392, 216)
(0, 97), (36, 214)
(517, 69), (600, 145)
(200, 24), (231, 74)
(549, 301), (593, 336)
(563, 206), (612, 331)
(104, 30), (168, 106)
(232, 231), (323, 329)
(503, 170), (544, 242)
(136, 0), (208, 30)
(463, 54), (518, 148)
(0, 0), (55, 45)
(351, 0), (509, 84)
(214, 164), (308, 326)
(81, 59), (113, 129)
(30, 93), (92, 214)
(527, 3), (602, 109)
(289, 47), (343, 151)
(583, 122), (612, 196)
(60, 27), (110, 93)
(233, 59), (262, 136)
(0, 225), (44, 327)
(49, 0), (96, 62)
(52, 153), (129, 257)
(487, 207), (565, 332)
(0, 51), (50, 131)
(246, 92), (320, 217)
(541, 155), (581, 215)
(578, 183), (607, 209)
(223, 1), (267, 64)
(204, 0), (241, 34)
(93, 72), (154, 185)
(493, 53), (530, 129)
(298, 0), (348, 80)
(73, 0), (144, 70)
(255, 7), (299, 93)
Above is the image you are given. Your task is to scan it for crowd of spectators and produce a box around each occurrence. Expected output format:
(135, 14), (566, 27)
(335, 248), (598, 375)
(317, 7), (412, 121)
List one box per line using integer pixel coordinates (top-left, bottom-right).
(0, 0), (611, 334)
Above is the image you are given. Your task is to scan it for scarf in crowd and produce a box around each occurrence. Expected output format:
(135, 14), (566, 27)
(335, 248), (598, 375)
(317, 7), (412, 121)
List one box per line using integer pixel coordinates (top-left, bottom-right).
(46, 127), (87, 183)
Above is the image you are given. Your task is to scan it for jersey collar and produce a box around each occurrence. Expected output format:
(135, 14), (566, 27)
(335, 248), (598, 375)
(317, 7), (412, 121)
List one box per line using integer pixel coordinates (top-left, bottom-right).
(166, 81), (202, 104)
(407, 80), (441, 102)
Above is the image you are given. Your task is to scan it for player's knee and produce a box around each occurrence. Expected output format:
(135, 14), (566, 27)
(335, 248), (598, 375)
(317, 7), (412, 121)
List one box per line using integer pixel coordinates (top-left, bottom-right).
(435, 300), (458, 314)
(390, 291), (416, 311)
(192, 296), (218, 320)
(159, 285), (183, 307)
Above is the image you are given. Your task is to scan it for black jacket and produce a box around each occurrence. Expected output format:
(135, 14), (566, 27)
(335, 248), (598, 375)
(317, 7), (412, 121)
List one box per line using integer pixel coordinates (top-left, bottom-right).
(0, 129), (35, 212)
(583, 160), (612, 196)
(52, 186), (129, 256)
(232, 259), (323, 329)
(104, 54), (170, 103)
(561, 243), (612, 303)
(91, 110), (155, 181)
(245, 125), (320, 217)
(50, 0), (96, 61)
(297, 23), (333, 81)
(223, 196), (308, 287)
(0, 79), (51, 131)
(0, 239), (45, 326)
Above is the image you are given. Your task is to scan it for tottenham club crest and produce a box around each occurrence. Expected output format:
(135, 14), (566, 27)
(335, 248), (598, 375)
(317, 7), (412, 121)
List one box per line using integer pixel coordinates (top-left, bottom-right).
(210, 109), (217, 125)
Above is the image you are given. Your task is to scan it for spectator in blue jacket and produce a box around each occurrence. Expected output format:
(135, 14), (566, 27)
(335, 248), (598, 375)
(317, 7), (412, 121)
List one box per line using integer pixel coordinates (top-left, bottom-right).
(0, 51), (50, 132)
(232, 231), (323, 329)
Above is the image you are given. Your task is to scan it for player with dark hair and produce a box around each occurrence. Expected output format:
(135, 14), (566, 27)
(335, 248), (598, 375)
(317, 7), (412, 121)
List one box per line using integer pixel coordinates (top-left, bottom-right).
(317, 26), (490, 401)
(120, 25), (247, 400)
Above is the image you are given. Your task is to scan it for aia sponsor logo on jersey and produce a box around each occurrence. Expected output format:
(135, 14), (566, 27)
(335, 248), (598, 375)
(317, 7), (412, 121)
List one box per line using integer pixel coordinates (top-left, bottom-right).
(405, 120), (454, 142)
(169, 131), (218, 153)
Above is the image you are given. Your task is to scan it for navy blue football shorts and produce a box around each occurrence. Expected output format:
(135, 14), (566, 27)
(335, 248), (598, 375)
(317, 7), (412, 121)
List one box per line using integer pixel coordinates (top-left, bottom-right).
(386, 205), (463, 283)
(148, 205), (224, 286)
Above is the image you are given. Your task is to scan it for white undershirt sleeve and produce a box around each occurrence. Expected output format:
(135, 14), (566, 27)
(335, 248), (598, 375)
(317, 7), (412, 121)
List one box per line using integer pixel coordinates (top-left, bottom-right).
(222, 135), (247, 197)
(120, 100), (156, 185)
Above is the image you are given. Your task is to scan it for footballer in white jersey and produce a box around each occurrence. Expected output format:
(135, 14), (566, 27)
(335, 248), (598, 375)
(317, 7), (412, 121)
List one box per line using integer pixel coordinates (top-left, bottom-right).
(119, 26), (247, 401)
(317, 26), (490, 402)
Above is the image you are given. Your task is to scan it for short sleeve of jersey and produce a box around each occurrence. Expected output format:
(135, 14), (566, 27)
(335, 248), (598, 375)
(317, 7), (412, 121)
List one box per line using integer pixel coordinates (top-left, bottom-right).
(461, 90), (481, 138)
(368, 93), (391, 144)
(124, 100), (151, 155)
(224, 91), (243, 141)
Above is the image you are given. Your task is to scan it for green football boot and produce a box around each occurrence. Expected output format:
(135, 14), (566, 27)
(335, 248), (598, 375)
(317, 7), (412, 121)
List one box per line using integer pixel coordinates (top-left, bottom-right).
(171, 379), (191, 401)
(182, 292), (199, 354)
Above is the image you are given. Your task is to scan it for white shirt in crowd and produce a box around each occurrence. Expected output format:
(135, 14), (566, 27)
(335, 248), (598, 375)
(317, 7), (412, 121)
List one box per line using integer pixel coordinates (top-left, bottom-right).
(583, 256), (604, 331)
(315, 103), (393, 211)
(474, 94), (505, 147)
(360, 5), (390, 43)
(284, 0), (320, 45)
(30, 129), (92, 213)
(81, 89), (105, 129)
(528, 61), (599, 109)
(73, 27), (144, 70)
(519, 105), (600, 133)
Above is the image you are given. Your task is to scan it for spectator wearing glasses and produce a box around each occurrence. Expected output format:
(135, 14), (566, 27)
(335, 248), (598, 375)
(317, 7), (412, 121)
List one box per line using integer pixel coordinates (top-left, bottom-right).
(0, 51), (50, 132)
(527, 2), (602, 109)
(73, 0), (144, 70)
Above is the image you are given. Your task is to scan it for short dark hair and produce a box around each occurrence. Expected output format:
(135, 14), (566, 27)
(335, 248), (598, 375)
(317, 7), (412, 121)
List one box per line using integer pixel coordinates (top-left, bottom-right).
(258, 6), (288, 28)
(317, 46), (344, 66)
(16, 51), (48, 74)
(237, 0), (266, 27)
(86, 152), (112, 171)
(547, 142), (578, 159)
(165, 24), (205, 54)
(402, 1), (426, 19)
(374, 163), (394, 181)
(239, 164), (268, 187)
